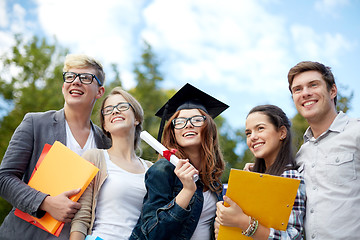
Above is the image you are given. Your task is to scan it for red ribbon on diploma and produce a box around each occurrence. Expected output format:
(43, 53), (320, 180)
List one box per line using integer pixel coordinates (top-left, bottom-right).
(163, 149), (177, 161)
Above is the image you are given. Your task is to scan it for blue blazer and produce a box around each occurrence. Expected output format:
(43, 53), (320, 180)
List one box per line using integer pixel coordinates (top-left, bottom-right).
(0, 109), (111, 239)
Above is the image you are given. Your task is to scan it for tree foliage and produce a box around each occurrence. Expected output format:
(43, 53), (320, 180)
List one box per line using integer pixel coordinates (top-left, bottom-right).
(127, 41), (169, 161)
(0, 35), (67, 157)
(0, 34), (68, 224)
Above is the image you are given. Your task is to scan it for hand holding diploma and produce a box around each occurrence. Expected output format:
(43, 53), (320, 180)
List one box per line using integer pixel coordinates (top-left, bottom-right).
(140, 131), (199, 182)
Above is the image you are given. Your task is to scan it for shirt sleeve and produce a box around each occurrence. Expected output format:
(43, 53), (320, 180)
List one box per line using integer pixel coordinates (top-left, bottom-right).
(268, 171), (306, 240)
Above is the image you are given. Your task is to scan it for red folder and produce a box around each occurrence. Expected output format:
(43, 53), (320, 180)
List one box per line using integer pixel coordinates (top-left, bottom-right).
(14, 141), (99, 236)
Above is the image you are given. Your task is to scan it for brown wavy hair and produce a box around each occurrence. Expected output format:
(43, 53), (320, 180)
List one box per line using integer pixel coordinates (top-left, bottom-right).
(161, 109), (225, 193)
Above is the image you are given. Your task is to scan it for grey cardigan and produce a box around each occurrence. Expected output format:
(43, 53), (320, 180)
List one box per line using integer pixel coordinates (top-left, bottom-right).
(0, 109), (111, 239)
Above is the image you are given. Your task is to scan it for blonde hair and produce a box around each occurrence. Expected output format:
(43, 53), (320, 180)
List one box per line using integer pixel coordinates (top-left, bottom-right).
(63, 54), (105, 85)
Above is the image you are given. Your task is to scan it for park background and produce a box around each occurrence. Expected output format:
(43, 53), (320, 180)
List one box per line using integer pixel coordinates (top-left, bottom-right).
(0, 0), (359, 223)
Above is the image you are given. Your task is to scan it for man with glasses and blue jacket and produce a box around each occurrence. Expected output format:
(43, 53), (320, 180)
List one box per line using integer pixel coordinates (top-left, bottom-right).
(0, 54), (111, 239)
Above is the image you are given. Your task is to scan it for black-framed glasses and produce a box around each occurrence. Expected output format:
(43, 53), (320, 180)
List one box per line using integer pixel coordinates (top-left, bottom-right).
(172, 115), (206, 129)
(101, 102), (134, 116)
(63, 72), (102, 86)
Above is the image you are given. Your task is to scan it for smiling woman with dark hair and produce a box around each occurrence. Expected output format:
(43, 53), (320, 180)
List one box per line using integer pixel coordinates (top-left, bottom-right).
(215, 105), (306, 240)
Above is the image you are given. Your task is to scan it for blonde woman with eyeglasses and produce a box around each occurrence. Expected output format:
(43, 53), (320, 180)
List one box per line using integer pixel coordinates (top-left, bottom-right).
(70, 87), (152, 240)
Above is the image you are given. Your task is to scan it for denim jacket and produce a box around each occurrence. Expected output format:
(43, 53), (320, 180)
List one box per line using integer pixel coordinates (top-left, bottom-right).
(130, 159), (222, 240)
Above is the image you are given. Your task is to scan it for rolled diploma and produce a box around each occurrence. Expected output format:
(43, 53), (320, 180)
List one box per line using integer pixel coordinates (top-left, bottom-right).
(140, 131), (199, 182)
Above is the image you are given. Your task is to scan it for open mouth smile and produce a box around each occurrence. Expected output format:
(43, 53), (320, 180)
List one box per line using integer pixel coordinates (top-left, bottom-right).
(183, 131), (198, 137)
(70, 89), (84, 95)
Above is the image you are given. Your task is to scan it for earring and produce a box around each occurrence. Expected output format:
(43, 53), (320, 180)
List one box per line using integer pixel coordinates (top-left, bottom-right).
(280, 136), (285, 140)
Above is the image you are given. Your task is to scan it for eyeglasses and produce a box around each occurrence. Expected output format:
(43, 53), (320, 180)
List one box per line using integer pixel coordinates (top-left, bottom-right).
(63, 72), (102, 86)
(172, 115), (206, 129)
(101, 102), (134, 116)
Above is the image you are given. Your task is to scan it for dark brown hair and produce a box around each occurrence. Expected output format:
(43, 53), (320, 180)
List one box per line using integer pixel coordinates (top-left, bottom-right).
(247, 105), (297, 176)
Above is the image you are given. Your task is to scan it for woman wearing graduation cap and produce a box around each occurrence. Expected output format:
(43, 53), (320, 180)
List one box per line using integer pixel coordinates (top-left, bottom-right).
(130, 83), (229, 240)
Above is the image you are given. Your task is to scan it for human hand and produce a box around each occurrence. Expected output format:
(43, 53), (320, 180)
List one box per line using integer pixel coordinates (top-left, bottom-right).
(215, 196), (248, 229)
(40, 188), (82, 222)
(214, 218), (220, 239)
(243, 162), (254, 172)
(174, 159), (198, 193)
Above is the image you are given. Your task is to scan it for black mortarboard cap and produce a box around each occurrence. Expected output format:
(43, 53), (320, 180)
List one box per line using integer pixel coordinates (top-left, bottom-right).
(155, 83), (229, 141)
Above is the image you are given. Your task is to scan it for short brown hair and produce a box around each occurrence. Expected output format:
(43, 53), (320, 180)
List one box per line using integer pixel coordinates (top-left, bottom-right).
(287, 61), (337, 105)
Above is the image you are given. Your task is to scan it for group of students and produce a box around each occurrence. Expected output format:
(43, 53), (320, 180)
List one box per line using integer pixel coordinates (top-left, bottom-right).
(0, 53), (358, 240)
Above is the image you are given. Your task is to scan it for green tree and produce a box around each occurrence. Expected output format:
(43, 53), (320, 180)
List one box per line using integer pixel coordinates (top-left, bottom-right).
(91, 63), (123, 125)
(0, 35), (67, 157)
(129, 41), (168, 161)
(218, 120), (242, 182)
(0, 34), (68, 223)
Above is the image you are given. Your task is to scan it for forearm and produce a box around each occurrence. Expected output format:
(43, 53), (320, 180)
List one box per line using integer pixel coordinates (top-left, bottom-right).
(0, 167), (48, 217)
(251, 224), (270, 240)
(235, 215), (270, 240)
(175, 188), (195, 209)
(71, 178), (95, 236)
(69, 231), (86, 240)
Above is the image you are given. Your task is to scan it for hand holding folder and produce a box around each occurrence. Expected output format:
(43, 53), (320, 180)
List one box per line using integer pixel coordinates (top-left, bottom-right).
(14, 141), (99, 237)
(217, 169), (300, 240)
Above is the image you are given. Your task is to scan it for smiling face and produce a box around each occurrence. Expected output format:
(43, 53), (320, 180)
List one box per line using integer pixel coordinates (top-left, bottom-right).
(62, 67), (104, 110)
(102, 94), (139, 136)
(174, 109), (204, 151)
(245, 112), (285, 167)
(291, 70), (337, 124)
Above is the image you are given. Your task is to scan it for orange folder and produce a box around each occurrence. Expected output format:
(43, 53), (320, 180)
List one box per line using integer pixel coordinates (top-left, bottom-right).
(218, 169), (300, 240)
(14, 141), (99, 236)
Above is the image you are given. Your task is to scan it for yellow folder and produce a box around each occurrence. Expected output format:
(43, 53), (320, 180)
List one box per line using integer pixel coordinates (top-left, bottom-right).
(218, 169), (300, 240)
(15, 141), (99, 236)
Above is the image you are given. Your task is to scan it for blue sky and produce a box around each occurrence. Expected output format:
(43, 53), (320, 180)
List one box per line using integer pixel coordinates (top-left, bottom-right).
(1, 0), (359, 130)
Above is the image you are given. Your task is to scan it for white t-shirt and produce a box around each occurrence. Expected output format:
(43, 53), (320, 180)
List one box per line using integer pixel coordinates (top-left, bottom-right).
(190, 190), (217, 240)
(47, 121), (96, 240)
(90, 150), (149, 240)
(65, 121), (96, 156)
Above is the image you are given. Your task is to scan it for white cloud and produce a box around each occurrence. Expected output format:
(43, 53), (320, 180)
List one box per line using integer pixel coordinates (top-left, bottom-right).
(0, 31), (14, 53)
(0, 0), (8, 28)
(36, 0), (147, 88)
(0, 2), (28, 73)
(141, 0), (290, 94)
(10, 4), (26, 33)
(290, 24), (353, 65)
(314, 0), (349, 16)
(3, 0), (359, 127)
